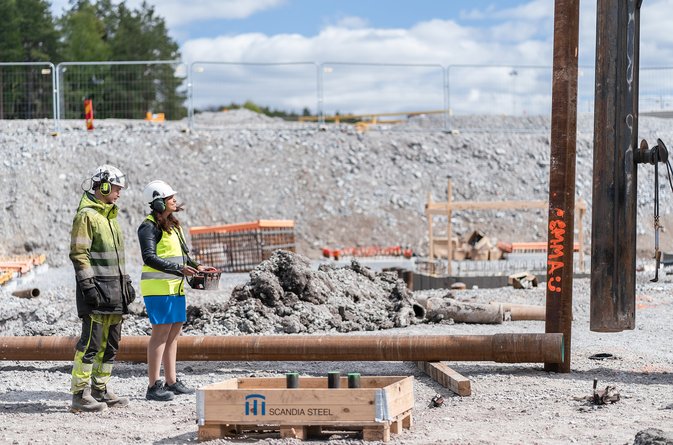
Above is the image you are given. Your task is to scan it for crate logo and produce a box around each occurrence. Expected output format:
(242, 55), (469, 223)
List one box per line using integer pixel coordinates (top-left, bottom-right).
(245, 394), (266, 416)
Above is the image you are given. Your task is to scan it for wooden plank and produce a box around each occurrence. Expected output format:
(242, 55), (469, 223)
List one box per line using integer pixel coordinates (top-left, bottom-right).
(199, 411), (412, 442)
(417, 361), (471, 397)
(280, 425), (308, 439)
(402, 412), (413, 429)
(362, 424), (390, 442)
(382, 377), (415, 418)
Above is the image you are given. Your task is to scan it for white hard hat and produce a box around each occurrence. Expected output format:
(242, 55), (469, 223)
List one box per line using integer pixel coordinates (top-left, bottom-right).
(143, 180), (178, 204)
(91, 165), (127, 188)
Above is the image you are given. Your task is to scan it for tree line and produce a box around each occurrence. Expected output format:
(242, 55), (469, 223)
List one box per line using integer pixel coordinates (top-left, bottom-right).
(0, 0), (185, 119)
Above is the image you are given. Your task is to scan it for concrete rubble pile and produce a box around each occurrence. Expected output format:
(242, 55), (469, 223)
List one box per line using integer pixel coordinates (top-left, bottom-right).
(185, 250), (425, 334)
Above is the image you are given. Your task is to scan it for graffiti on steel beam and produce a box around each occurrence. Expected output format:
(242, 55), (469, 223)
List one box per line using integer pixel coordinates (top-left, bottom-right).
(547, 208), (566, 292)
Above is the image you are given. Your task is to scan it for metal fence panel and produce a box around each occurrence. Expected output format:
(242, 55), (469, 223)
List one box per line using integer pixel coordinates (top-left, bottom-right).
(447, 65), (553, 131)
(640, 67), (673, 114)
(0, 62), (56, 125)
(320, 62), (446, 130)
(0, 60), (670, 133)
(56, 61), (187, 121)
(189, 61), (319, 130)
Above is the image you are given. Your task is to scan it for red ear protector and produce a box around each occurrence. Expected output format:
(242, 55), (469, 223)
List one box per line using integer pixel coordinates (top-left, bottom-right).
(151, 191), (166, 213)
(99, 171), (111, 196)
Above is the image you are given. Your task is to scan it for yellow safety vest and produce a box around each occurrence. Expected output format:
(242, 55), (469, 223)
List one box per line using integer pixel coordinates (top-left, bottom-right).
(140, 215), (185, 297)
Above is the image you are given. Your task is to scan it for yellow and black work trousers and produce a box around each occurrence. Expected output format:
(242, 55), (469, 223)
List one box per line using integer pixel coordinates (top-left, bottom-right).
(70, 314), (123, 394)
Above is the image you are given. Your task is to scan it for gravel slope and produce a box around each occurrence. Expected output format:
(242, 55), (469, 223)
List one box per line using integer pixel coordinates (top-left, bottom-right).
(2, 112), (673, 266)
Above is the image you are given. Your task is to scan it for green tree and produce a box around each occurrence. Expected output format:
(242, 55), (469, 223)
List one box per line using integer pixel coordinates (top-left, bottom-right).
(17, 0), (60, 62)
(104, 1), (185, 119)
(0, 0), (23, 62)
(0, 0), (58, 118)
(60, 1), (110, 61)
(0, 0), (22, 118)
(58, 1), (112, 118)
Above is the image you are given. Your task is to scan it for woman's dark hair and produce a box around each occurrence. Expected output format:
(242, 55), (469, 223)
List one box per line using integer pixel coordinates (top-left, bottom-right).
(154, 202), (184, 232)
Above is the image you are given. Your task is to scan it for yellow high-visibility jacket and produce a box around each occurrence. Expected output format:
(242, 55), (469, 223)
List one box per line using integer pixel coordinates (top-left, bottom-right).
(138, 215), (198, 297)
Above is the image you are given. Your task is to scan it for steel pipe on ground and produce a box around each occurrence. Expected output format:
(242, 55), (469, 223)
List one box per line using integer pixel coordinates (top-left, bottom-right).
(0, 333), (563, 364)
(11, 288), (40, 299)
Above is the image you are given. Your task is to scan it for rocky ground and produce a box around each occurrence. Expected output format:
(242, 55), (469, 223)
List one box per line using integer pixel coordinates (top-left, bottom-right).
(1, 114), (673, 444)
(1, 258), (673, 444)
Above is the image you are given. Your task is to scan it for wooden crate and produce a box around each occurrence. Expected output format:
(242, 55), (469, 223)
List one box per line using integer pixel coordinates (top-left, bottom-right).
(196, 376), (414, 442)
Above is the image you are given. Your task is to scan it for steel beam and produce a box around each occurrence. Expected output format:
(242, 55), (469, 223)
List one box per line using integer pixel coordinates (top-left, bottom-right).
(591, 0), (642, 332)
(0, 334), (564, 364)
(545, 0), (580, 373)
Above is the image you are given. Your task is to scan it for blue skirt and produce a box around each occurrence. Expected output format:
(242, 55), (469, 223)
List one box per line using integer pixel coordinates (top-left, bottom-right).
(144, 295), (186, 325)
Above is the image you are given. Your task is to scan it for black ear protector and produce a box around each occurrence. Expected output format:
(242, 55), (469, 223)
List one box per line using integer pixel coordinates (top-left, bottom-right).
(99, 171), (111, 196)
(150, 191), (166, 213)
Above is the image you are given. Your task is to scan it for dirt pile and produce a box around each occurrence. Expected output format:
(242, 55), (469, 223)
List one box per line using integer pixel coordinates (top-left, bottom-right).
(184, 250), (425, 334)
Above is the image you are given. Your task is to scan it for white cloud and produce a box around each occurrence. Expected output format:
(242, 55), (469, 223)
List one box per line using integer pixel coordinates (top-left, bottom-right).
(158, 0), (286, 27)
(182, 1), (673, 118)
(332, 16), (369, 30)
(50, 0), (285, 26)
(49, 0), (672, 117)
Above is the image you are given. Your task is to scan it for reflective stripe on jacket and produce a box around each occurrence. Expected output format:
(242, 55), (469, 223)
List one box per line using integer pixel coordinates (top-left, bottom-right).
(70, 192), (126, 281)
(140, 215), (186, 297)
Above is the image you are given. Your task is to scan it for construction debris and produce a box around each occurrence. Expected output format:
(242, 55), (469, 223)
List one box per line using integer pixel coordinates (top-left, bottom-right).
(430, 394), (445, 408)
(508, 272), (539, 289)
(450, 231), (503, 261)
(590, 379), (620, 405)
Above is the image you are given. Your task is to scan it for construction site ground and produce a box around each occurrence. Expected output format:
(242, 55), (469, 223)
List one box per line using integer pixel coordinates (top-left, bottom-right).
(1, 261), (672, 444)
(1, 113), (673, 444)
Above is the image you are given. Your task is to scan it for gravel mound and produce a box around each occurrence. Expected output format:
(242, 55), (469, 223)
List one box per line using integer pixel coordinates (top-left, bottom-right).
(184, 250), (424, 335)
(3, 112), (673, 269)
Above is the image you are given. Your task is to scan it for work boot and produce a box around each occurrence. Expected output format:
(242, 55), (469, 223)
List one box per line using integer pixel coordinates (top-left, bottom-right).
(71, 387), (108, 413)
(146, 380), (174, 401)
(165, 379), (195, 395)
(92, 387), (129, 408)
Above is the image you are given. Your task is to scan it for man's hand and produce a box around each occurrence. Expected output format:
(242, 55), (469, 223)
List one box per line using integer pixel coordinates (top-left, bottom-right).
(197, 265), (219, 273)
(79, 278), (100, 307)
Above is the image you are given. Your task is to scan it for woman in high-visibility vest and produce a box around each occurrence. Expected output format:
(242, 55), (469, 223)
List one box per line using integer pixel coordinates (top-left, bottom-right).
(137, 180), (217, 401)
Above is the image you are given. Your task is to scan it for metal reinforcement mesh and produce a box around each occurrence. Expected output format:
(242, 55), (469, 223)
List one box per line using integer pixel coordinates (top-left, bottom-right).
(190, 222), (295, 273)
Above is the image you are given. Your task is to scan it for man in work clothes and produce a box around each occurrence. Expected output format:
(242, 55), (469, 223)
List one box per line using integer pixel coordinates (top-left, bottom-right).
(69, 165), (135, 412)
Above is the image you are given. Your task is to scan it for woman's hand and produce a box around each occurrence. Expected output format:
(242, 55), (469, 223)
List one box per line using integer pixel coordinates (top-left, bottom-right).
(182, 265), (199, 276)
(197, 265), (219, 273)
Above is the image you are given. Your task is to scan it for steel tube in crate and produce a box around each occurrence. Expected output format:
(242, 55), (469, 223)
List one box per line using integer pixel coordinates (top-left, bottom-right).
(0, 333), (564, 364)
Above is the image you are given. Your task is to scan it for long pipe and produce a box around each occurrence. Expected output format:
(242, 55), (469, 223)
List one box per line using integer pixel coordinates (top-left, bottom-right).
(0, 333), (563, 364)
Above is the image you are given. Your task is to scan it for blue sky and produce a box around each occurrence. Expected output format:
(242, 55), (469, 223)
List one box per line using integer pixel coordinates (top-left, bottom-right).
(49, 0), (673, 115)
